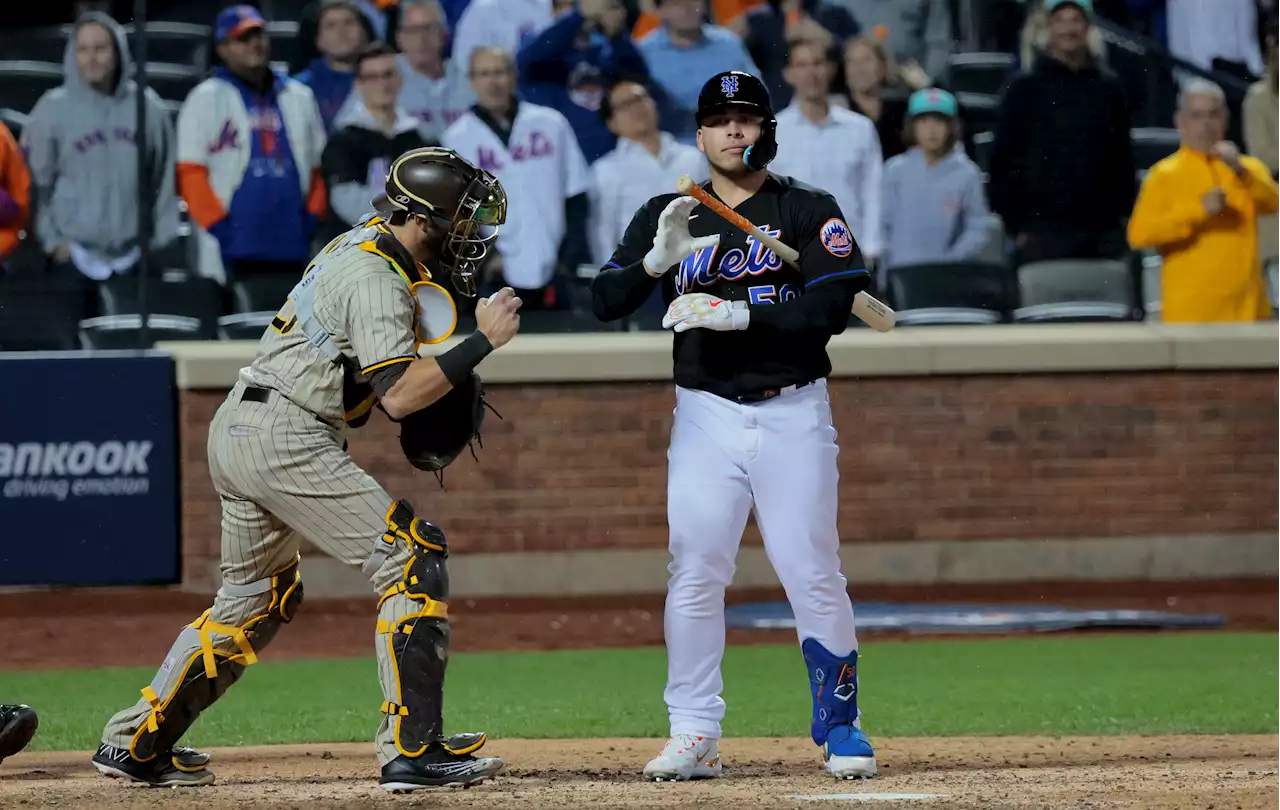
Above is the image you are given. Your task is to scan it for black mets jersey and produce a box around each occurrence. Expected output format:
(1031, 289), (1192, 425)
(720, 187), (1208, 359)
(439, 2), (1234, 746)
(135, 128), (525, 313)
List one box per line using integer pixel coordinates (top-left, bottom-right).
(591, 173), (870, 400)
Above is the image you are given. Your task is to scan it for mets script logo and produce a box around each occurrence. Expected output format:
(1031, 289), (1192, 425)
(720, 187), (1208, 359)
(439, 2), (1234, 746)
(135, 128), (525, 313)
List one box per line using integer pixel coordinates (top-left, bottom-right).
(820, 218), (854, 258)
(675, 226), (782, 294)
(721, 75), (739, 97)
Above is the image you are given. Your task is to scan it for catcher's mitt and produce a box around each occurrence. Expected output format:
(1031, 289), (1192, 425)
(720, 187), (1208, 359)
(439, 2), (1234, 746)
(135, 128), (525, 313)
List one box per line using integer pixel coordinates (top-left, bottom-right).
(397, 371), (499, 484)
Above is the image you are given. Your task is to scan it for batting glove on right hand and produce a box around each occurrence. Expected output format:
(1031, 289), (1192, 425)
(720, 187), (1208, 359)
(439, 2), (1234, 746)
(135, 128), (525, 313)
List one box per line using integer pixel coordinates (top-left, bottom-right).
(643, 197), (720, 278)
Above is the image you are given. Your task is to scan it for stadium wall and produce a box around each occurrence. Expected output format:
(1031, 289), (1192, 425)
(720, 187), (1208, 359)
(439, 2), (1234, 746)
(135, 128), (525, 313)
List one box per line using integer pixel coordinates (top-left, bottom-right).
(166, 323), (1279, 598)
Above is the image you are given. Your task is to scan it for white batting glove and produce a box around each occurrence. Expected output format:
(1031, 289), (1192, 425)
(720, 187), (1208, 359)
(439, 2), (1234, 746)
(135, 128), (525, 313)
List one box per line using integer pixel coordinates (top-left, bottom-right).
(661, 293), (749, 333)
(643, 197), (720, 278)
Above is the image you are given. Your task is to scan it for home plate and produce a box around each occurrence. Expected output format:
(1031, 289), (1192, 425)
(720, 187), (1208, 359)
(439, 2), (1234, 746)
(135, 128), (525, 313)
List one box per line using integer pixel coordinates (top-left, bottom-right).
(786, 793), (951, 802)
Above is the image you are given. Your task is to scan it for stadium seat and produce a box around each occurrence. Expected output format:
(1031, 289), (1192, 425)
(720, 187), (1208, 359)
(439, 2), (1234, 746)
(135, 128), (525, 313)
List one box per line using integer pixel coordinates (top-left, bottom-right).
(625, 312), (665, 331)
(1266, 259), (1278, 314)
(0, 108), (29, 142)
(231, 274), (299, 314)
(518, 309), (619, 334)
(150, 232), (195, 272)
(122, 22), (212, 70)
(0, 25), (72, 64)
(141, 63), (203, 103)
(97, 274), (223, 339)
(1138, 250), (1163, 321)
(1014, 259), (1138, 323)
(970, 129), (995, 175)
(78, 314), (203, 350)
(157, 98), (182, 126)
(945, 52), (1015, 96)
(265, 21), (304, 74)
(0, 61), (65, 115)
(0, 276), (91, 351)
(956, 92), (1001, 138)
(0, 237), (47, 277)
(1131, 127), (1181, 174)
(217, 312), (274, 341)
(975, 216), (1008, 266)
(885, 261), (1017, 325)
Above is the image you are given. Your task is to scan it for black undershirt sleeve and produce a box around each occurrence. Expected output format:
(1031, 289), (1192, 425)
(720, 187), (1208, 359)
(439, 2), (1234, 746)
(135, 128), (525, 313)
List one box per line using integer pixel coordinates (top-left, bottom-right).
(747, 277), (862, 334)
(590, 197), (663, 322)
(747, 191), (870, 334)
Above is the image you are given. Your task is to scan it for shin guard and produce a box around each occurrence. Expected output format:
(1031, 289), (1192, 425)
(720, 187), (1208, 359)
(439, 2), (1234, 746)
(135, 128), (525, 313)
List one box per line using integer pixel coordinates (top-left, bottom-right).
(375, 500), (451, 759)
(801, 638), (860, 748)
(128, 556), (303, 762)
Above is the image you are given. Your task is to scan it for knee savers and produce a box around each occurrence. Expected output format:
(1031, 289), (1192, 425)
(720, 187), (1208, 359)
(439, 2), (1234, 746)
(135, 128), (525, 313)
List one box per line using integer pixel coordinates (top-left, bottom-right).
(129, 556), (304, 762)
(375, 500), (451, 757)
(802, 638), (859, 748)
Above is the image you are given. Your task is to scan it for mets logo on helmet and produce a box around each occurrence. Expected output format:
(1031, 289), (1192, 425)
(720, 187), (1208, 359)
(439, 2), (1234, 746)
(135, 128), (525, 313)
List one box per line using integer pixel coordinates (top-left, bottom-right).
(820, 218), (854, 258)
(721, 74), (739, 97)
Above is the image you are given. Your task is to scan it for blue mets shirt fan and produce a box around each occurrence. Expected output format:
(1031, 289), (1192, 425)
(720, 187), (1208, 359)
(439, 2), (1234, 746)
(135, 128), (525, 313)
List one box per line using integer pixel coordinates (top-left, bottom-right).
(177, 7), (328, 283)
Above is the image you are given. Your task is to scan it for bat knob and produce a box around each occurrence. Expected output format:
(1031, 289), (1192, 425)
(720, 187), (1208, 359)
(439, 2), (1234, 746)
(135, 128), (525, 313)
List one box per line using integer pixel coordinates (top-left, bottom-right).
(675, 175), (694, 194)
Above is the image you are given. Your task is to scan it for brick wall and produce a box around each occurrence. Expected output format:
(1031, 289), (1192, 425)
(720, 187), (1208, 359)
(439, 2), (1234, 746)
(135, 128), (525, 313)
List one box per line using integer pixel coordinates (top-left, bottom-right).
(178, 370), (1278, 587)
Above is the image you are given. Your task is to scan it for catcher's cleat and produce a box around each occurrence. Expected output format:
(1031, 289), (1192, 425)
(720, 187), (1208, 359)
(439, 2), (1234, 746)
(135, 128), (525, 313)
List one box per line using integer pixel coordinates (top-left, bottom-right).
(172, 745), (212, 771)
(379, 740), (504, 792)
(92, 743), (215, 786)
(0, 704), (38, 763)
(442, 731), (487, 755)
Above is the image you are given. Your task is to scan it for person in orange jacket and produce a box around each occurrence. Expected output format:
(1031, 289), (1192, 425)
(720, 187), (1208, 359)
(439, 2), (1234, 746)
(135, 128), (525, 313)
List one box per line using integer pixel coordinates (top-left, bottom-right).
(1128, 78), (1280, 323)
(0, 121), (31, 268)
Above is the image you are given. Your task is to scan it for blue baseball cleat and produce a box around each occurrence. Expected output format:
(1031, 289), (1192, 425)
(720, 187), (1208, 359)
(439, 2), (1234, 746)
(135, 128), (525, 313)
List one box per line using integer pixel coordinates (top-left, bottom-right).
(822, 724), (877, 779)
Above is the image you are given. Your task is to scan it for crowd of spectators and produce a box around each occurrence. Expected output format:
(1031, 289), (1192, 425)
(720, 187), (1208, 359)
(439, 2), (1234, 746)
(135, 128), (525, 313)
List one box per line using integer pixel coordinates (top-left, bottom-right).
(0, 0), (1276, 346)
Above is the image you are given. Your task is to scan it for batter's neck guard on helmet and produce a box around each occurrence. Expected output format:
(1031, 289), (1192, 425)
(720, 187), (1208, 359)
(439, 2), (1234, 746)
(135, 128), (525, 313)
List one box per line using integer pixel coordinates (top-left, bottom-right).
(696, 70), (778, 172)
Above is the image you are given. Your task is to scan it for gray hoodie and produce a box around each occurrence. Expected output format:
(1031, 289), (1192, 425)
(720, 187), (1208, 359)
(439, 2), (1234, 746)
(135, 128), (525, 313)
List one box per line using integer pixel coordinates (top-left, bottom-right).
(879, 146), (992, 271)
(20, 12), (180, 262)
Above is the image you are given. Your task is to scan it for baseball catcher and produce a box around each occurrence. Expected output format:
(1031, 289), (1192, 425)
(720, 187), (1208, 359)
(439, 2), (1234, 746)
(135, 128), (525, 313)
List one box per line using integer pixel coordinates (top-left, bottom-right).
(91, 147), (522, 791)
(0, 704), (38, 764)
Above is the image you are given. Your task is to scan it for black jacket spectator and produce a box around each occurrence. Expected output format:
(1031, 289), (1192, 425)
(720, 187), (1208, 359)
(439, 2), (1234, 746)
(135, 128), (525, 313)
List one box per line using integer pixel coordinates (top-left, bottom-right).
(988, 51), (1135, 260)
(742, 0), (860, 109)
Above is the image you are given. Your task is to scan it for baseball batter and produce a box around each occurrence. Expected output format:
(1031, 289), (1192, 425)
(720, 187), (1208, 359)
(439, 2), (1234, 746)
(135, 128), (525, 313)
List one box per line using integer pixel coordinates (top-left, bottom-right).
(91, 147), (523, 792)
(591, 71), (878, 782)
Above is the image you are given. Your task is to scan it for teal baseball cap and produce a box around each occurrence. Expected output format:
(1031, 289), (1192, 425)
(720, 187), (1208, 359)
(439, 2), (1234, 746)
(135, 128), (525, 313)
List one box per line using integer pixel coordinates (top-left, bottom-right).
(907, 88), (958, 118)
(1044, 0), (1093, 15)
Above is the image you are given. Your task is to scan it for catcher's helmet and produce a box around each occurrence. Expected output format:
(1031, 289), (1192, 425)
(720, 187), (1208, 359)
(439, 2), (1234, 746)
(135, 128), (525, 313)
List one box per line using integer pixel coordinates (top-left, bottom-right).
(374, 147), (507, 297)
(696, 71), (777, 171)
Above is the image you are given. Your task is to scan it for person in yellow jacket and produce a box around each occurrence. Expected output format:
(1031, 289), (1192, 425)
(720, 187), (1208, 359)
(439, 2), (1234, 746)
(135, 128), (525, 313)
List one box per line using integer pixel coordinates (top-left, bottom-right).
(1128, 78), (1280, 323)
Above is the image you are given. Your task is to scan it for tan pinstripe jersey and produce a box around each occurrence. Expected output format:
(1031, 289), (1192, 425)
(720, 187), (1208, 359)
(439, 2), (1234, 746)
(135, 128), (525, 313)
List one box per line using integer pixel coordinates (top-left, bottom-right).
(240, 220), (427, 424)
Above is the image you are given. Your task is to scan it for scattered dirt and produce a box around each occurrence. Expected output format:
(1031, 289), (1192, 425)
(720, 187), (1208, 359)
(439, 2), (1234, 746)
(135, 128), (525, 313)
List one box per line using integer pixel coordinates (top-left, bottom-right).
(2, 580), (1274, 807)
(0, 579), (1273, 671)
(1, 735), (1275, 809)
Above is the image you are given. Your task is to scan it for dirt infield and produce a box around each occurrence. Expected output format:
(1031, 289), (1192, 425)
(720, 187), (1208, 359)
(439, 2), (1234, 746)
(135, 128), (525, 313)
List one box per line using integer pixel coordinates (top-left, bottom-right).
(1, 735), (1275, 809)
(0, 579), (1274, 670)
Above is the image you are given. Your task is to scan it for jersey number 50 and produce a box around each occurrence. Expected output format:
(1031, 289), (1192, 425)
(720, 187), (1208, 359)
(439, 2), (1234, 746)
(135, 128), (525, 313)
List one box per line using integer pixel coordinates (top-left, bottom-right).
(747, 284), (800, 305)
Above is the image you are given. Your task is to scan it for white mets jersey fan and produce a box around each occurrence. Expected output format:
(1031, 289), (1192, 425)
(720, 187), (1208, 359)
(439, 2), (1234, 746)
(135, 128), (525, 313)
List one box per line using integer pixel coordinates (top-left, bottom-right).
(443, 101), (590, 289)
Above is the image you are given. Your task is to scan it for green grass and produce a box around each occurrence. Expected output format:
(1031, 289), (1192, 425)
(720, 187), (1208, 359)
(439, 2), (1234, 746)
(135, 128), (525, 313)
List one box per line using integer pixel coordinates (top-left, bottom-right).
(2, 633), (1274, 751)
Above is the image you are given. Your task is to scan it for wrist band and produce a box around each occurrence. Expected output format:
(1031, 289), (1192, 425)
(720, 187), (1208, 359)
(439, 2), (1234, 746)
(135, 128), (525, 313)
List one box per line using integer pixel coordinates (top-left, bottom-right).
(437, 332), (492, 388)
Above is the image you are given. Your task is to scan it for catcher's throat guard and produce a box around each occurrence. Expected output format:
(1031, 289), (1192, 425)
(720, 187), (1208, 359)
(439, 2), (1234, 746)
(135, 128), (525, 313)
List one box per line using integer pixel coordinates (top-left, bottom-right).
(410, 281), (457, 345)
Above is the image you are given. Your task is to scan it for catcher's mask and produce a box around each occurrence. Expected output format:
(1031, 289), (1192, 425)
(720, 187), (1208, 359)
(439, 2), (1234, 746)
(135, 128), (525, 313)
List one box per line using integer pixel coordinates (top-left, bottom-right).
(374, 147), (507, 298)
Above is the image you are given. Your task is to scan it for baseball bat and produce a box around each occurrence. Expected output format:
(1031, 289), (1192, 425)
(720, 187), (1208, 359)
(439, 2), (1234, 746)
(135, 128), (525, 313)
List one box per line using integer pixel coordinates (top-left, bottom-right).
(674, 175), (896, 332)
